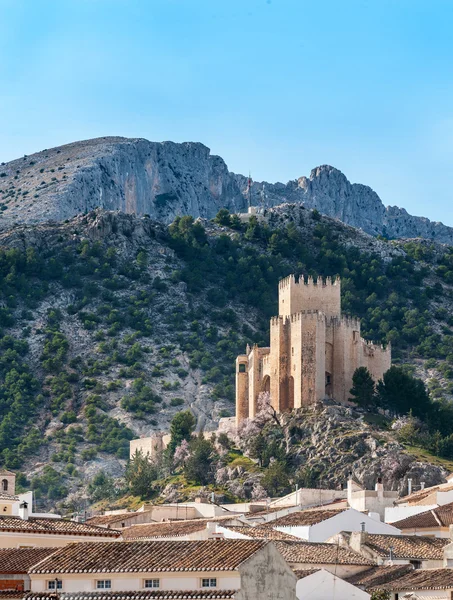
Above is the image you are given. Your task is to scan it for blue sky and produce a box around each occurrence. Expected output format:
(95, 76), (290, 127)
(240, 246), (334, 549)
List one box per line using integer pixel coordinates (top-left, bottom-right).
(1, 0), (453, 225)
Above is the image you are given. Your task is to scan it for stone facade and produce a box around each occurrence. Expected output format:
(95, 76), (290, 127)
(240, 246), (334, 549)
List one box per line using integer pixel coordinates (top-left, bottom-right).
(235, 274), (391, 425)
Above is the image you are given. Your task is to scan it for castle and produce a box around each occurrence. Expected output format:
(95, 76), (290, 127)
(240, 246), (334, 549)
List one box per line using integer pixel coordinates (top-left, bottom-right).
(235, 275), (391, 425)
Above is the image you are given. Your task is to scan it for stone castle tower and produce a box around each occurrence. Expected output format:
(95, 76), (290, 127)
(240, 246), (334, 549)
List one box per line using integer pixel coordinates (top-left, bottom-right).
(235, 275), (391, 425)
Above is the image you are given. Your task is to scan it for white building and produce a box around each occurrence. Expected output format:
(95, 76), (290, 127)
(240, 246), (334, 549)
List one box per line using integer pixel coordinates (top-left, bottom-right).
(296, 568), (370, 600)
(265, 507), (400, 542)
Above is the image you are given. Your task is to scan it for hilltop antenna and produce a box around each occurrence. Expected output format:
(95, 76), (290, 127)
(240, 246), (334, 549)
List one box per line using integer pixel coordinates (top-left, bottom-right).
(247, 171), (252, 209)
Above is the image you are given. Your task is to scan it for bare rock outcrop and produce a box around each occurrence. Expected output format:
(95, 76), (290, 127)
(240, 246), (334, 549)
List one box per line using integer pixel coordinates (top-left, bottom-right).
(0, 137), (452, 243)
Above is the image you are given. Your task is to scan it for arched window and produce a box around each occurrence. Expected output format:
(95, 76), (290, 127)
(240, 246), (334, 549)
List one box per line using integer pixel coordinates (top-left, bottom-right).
(1, 480), (8, 492)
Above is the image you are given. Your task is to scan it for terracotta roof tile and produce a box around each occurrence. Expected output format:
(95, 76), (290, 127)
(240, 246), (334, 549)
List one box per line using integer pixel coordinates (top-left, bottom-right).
(393, 502), (453, 529)
(0, 493), (18, 501)
(364, 534), (449, 560)
(85, 514), (132, 527)
(264, 508), (346, 527)
(395, 483), (453, 505)
(122, 518), (243, 540)
(121, 521), (211, 540)
(0, 548), (57, 574)
(0, 516), (120, 537)
(375, 568), (453, 591)
(221, 526), (300, 541)
(30, 540), (266, 574)
(291, 568), (320, 579)
(24, 592), (237, 600)
(346, 565), (414, 590)
(273, 541), (374, 566)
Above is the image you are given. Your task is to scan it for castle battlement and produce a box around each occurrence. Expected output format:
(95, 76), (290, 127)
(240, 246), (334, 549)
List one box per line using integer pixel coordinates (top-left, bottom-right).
(278, 274), (340, 290)
(288, 310), (326, 323)
(330, 315), (361, 329)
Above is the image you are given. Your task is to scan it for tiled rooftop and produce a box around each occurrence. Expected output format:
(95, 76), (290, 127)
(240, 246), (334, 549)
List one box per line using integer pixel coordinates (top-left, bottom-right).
(291, 568), (320, 580)
(220, 526), (300, 541)
(364, 533), (449, 560)
(395, 482), (453, 505)
(0, 493), (18, 502)
(30, 540), (266, 574)
(0, 516), (120, 537)
(393, 502), (453, 529)
(121, 517), (244, 540)
(0, 548), (57, 574)
(122, 521), (212, 540)
(274, 541), (374, 566)
(86, 514), (132, 527)
(264, 508), (346, 527)
(24, 592), (237, 600)
(346, 565), (414, 590)
(375, 568), (453, 591)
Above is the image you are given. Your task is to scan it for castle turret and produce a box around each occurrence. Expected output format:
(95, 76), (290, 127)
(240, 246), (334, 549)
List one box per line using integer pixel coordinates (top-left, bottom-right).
(278, 274), (341, 319)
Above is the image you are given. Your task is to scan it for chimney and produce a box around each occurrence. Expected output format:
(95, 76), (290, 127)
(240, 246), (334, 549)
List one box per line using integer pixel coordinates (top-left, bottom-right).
(210, 492), (215, 504)
(19, 501), (29, 521)
(420, 482), (425, 490)
(350, 529), (367, 553)
(407, 478), (412, 496)
(347, 471), (353, 503)
(375, 477), (384, 500)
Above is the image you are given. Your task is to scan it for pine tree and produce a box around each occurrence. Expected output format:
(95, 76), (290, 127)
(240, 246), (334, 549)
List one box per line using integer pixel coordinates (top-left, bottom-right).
(350, 367), (376, 408)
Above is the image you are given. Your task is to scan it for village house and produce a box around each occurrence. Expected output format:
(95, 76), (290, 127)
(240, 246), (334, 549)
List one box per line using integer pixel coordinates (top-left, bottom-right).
(272, 540), (375, 579)
(295, 568), (370, 600)
(120, 517), (246, 541)
(346, 476), (398, 520)
(0, 548), (56, 593)
(260, 507), (400, 542)
(391, 502), (453, 538)
(0, 473), (56, 521)
(24, 592), (238, 600)
(394, 473), (453, 508)
(345, 564), (414, 593)
(330, 531), (449, 569)
(88, 500), (232, 530)
(0, 502), (119, 548)
(370, 567), (453, 599)
(27, 539), (297, 600)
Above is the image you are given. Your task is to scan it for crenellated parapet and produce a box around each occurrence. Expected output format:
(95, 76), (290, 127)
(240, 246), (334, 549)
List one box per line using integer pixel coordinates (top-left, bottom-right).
(289, 310), (326, 323)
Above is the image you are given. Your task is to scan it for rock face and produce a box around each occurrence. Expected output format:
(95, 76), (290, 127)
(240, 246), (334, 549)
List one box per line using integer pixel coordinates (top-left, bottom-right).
(0, 137), (452, 243)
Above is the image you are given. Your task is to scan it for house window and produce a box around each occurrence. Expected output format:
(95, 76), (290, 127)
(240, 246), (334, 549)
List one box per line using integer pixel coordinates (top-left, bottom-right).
(201, 579), (217, 588)
(238, 363), (246, 373)
(144, 580), (160, 589)
(1, 480), (7, 492)
(96, 580), (112, 590)
(47, 581), (62, 590)
(410, 560), (422, 570)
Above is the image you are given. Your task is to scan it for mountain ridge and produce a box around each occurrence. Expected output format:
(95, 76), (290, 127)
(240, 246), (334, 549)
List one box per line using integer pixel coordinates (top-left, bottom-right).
(0, 136), (452, 244)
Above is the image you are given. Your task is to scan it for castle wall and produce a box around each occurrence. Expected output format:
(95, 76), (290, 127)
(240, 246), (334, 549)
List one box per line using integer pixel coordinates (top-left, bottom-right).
(269, 316), (289, 412)
(298, 312), (325, 406)
(361, 342), (391, 384)
(278, 275), (341, 319)
(235, 355), (249, 425)
(332, 317), (361, 403)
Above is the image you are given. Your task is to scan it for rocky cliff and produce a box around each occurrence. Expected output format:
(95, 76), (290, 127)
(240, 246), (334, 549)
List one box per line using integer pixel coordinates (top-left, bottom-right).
(1, 137), (452, 243)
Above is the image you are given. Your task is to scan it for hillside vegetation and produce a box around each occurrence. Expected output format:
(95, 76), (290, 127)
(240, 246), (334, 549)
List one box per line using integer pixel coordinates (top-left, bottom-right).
(0, 205), (451, 509)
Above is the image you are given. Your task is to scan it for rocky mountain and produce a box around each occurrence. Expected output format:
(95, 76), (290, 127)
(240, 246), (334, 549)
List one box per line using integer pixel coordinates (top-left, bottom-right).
(1, 137), (452, 243)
